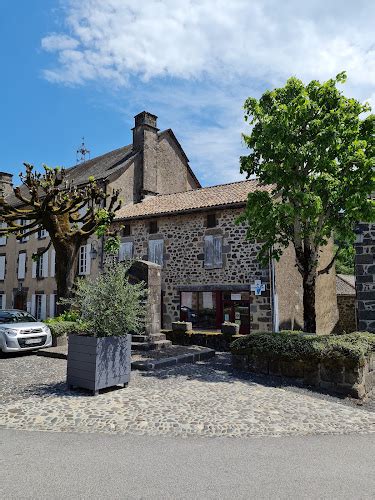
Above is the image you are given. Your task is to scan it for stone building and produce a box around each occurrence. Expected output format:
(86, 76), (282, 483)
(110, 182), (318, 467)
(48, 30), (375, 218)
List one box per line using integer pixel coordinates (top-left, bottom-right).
(355, 221), (375, 332)
(334, 274), (356, 333)
(0, 111), (338, 334)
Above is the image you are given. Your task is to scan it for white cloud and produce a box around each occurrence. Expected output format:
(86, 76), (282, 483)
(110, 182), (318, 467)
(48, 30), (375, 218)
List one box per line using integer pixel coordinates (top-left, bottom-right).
(41, 0), (375, 184)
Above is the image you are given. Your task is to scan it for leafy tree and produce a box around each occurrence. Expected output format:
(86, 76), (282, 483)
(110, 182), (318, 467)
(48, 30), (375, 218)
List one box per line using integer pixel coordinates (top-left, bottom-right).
(335, 243), (355, 275)
(239, 72), (374, 333)
(0, 164), (121, 308)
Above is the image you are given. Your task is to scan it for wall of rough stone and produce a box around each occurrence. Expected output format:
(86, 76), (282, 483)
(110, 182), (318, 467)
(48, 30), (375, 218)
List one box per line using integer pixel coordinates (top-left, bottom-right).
(117, 207), (273, 332)
(355, 222), (375, 332)
(333, 295), (357, 333)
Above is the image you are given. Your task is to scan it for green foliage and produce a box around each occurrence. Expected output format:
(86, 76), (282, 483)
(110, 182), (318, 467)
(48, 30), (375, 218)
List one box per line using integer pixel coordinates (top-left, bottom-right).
(239, 72), (375, 266)
(231, 331), (375, 362)
(45, 310), (81, 323)
(335, 243), (355, 274)
(104, 235), (121, 254)
(65, 261), (146, 337)
(45, 321), (88, 338)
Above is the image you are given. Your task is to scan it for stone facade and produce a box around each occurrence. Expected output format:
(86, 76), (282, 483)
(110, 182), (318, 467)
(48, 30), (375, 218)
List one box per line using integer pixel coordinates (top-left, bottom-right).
(355, 222), (375, 332)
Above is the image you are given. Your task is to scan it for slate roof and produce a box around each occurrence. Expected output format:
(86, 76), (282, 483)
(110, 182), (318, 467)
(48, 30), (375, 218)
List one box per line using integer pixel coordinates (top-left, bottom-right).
(336, 274), (356, 296)
(116, 179), (273, 220)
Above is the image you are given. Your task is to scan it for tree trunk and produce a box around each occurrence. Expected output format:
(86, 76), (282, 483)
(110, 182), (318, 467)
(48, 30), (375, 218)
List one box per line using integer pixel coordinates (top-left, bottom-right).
(54, 242), (80, 314)
(302, 274), (316, 333)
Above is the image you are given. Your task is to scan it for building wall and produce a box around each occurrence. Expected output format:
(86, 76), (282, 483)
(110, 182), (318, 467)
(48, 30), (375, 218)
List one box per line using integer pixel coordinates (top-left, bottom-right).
(355, 222), (375, 332)
(274, 238), (339, 334)
(116, 207), (273, 332)
(333, 295), (357, 333)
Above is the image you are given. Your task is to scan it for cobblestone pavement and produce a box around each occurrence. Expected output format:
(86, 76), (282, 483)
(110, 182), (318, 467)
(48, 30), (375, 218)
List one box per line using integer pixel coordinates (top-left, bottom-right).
(0, 352), (374, 438)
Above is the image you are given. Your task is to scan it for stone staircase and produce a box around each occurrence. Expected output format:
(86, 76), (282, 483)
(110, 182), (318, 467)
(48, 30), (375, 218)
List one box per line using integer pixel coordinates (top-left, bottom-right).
(131, 333), (172, 351)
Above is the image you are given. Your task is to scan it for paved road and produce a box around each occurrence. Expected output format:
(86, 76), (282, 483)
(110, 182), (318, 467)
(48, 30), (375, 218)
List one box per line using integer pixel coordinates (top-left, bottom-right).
(1, 429), (374, 499)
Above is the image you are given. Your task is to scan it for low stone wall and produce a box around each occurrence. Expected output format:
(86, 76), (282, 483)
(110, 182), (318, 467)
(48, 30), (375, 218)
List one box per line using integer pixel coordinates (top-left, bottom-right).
(232, 352), (375, 399)
(164, 330), (241, 352)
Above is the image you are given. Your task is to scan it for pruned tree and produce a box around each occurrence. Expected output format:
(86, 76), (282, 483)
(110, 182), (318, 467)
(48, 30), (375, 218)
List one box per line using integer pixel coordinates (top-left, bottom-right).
(239, 72), (374, 333)
(0, 164), (122, 308)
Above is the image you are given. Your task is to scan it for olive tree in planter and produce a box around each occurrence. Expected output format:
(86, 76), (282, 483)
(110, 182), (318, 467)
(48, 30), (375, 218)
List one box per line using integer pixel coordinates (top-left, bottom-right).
(66, 261), (146, 395)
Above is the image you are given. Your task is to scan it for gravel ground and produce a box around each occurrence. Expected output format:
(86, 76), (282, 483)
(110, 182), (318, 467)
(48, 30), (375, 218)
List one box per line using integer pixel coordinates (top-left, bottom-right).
(0, 352), (374, 438)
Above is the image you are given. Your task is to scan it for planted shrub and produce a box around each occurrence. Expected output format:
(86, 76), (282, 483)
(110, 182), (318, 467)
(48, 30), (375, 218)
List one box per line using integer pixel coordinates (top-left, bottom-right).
(230, 331), (375, 362)
(66, 261), (146, 337)
(46, 321), (88, 338)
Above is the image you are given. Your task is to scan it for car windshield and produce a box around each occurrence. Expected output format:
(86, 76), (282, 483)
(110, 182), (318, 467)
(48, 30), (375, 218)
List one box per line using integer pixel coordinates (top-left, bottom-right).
(0, 311), (37, 324)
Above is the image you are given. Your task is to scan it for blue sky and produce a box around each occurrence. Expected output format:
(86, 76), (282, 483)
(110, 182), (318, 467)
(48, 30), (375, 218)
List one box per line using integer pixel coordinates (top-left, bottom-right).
(0, 0), (374, 187)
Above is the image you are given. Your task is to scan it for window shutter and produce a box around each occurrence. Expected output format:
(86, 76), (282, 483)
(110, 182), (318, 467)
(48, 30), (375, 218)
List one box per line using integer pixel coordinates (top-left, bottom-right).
(213, 236), (223, 267)
(0, 294), (6, 309)
(49, 294), (56, 318)
(31, 294), (36, 316)
(0, 223), (7, 245)
(148, 239), (163, 266)
(18, 253), (26, 279)
(50, 249), (56, 277)
(119, 242), (133, 261)
(32, 259), (37, 278)
(204, 235), (214, 268)
(40, 295), (47, 320)
(0, 255), (5, 280)
(85, 243), (91, 275)
(42, 250), (49, 277)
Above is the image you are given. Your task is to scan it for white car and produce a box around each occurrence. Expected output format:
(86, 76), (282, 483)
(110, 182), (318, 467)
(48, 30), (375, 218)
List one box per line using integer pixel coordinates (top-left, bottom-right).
(0, 309), (52, 353)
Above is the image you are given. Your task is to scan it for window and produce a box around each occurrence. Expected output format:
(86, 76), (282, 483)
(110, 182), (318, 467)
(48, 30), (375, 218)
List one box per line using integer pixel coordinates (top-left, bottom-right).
(18, 252), (26, 280)
(148, 239), (163, 266)
(49, 294), (57, 318)
(32, 250), (48, 279)
(180, 291), (217, 329)
(122, 224), (131, 237)
(36, 227), (47, 239)
(78, 244), (91, 275)
(0, 255), (5, 280)
(0, 293), (5, 309)
(207, 214), (217, 228)
(119, 242), (133, 261)
(0, 223), (7, 245)
(204, 235), (223, 269)
(33, 294), (46, 320)
(149, 220), (158, 234)
(50, 249), (56, 277)
(19, 219), (29, 243)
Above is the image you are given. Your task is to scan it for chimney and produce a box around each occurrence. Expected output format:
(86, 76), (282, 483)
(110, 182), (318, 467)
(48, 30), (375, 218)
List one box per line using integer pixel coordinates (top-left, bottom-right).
(132, 111), (159, 202)
(0, 172), (13, 198)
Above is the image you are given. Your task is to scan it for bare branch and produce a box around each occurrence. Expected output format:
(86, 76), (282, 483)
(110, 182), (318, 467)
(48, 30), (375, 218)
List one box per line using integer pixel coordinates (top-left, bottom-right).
(317, 247), (340, 276)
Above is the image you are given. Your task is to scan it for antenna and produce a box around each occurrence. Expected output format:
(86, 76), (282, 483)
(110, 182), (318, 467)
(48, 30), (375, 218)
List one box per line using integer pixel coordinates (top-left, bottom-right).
(76, 137), (90, 164)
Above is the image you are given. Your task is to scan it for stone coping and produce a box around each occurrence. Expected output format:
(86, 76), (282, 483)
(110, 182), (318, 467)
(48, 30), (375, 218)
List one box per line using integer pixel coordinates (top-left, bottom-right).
(36, 344), (215, 370)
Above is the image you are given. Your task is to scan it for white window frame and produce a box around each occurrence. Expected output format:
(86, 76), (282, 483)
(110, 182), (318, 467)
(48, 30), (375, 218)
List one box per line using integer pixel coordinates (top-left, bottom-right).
(148, 239), (164, 267)
(0, 293), (6, 309)
(18, 252), (26, 280)
(36, 227), (48, 239)
(204, 235), (223, 269)
(0, 255), (5, 280)
(0, 223), (7, 246)
(19, 219), (29, 243)
(78, 244), (91, 276)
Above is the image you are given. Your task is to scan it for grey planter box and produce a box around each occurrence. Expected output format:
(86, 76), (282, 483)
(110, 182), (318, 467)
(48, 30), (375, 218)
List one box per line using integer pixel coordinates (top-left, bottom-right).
(221, 323), (240, 336)
(172, 322), (193, 333)
(67, 334), (131, 395)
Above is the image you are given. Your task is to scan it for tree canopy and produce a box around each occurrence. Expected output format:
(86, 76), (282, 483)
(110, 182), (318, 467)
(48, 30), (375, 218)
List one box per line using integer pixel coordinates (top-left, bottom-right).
(239, 72), (374, 332)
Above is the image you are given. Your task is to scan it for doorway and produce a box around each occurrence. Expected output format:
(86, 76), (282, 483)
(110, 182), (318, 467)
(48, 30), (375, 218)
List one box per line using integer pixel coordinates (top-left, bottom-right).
(14, 292), (27, 311)
(222, 292), (250, 335)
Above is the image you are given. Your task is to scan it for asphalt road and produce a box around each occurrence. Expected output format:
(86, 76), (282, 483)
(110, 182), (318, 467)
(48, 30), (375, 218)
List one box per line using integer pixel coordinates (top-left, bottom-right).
(1, 429), (374, 499)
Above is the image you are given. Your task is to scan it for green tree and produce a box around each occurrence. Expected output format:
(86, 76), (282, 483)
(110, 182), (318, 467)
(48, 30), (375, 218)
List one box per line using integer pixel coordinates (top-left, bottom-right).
(0, 164), (121, 308)
(239, 72), (374, 333)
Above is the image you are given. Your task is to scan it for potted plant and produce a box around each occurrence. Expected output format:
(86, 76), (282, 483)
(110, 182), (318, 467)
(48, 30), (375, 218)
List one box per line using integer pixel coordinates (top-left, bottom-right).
(66, 261), (146, 395)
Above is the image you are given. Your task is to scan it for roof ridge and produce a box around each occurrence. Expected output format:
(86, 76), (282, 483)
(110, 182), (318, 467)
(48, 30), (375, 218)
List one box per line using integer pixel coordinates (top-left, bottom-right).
(151, 178), (260, 200)
(65, 144), (132, 172)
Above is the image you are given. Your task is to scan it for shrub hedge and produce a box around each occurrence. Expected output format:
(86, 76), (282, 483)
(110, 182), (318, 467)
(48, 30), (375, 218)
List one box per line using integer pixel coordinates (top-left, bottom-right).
(230, 331), (375, 362)
(45, 321), (88, 338)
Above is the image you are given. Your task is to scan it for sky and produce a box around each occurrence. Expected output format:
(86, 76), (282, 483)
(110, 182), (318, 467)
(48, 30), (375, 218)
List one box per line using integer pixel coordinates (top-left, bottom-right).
(0, 0), (374, 187)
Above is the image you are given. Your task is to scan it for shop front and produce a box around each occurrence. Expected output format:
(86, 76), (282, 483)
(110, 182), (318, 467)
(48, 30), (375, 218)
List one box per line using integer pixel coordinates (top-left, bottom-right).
(180, 290), (250, 334)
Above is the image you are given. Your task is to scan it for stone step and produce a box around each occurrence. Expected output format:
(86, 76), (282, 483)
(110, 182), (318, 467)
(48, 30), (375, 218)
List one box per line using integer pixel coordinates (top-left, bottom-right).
(131, 333), (167, 343)
(132, 339), (172, 351)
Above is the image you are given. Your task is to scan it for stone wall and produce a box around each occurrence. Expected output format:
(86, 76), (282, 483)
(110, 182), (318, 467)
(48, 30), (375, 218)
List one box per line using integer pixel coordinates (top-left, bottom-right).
(232, 351), (375, 399)
(355, 222), (375, 332)
(334, 295), (357, 333)
(117, 207), (273, 332)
